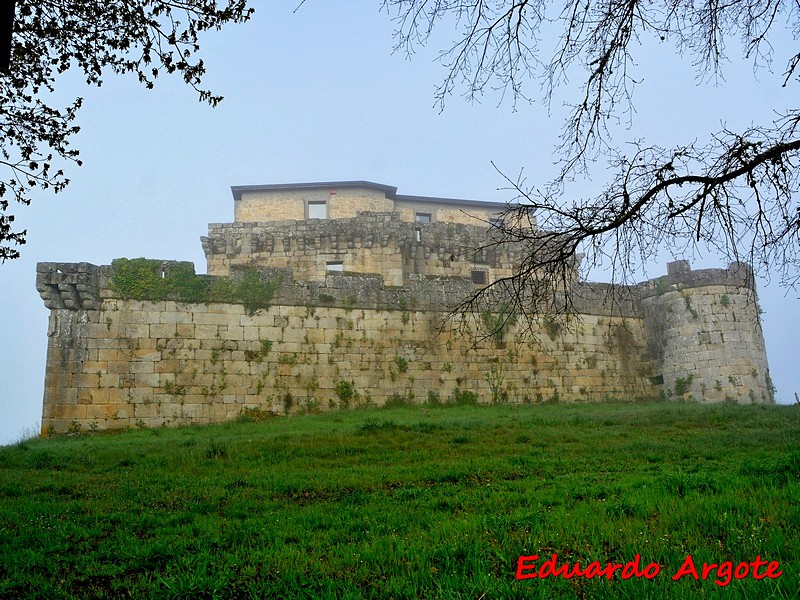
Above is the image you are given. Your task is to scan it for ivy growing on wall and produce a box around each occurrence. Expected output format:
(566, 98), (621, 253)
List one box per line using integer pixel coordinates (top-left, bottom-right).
(480, 302), (515, 343)
(110, 258), (174, 301)
(111, 258), (280, 315)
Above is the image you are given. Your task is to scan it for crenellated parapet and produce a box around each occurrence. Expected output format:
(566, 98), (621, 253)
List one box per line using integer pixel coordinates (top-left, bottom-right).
(638, 260), (756, 298)
(36, 262), (103, 311)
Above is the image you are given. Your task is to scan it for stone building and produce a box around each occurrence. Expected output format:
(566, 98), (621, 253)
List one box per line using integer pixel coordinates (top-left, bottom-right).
(204, 180), (513, 286)
(37, 181), (774, 433)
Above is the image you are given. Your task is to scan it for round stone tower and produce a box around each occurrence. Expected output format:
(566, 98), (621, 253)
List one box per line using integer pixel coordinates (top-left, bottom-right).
(640, 261), (773, 403)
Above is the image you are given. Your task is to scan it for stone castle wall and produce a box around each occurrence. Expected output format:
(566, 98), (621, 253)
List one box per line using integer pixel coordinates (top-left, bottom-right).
(202, 213), (519, 286)
(37, 258), (773, 434)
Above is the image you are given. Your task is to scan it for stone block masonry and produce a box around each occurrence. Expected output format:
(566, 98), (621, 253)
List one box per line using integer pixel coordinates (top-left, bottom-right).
(639, 261), (773, 404)
(201, 213), (519, 287)
(37, 258), (772, 434)
(35, 182), (772, 432)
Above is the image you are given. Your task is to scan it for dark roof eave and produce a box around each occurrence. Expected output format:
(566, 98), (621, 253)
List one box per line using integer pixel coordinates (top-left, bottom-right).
(230, 181), (398, 201)
(393, 194), (510, 211)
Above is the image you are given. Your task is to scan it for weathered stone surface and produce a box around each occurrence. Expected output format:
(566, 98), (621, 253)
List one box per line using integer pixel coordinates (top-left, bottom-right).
(36, 188), (773, 433)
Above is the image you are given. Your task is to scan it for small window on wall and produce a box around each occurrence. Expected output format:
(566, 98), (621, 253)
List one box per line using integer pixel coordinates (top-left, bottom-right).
(415, 227), (422, 242)
(326, 261), (344, 272)
(308, 201), (328, 219)
(415, 212), (432, 224)
(471, 269), (488, 286)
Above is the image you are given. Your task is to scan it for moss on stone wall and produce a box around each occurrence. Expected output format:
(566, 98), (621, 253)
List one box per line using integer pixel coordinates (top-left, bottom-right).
(111, 258), (174, 301)
(36, 258), (773, 433)
(111, 258), (280, 315)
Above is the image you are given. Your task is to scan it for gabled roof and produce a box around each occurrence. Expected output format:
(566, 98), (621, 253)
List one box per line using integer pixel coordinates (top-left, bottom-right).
(230, 180), (511, 211)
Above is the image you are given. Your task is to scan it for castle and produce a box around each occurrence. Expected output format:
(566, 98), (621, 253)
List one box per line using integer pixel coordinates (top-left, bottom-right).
(37, 181), (774, 433)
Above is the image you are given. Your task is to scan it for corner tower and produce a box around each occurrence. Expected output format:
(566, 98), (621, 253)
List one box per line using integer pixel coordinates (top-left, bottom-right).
(640, 261), (773, 403)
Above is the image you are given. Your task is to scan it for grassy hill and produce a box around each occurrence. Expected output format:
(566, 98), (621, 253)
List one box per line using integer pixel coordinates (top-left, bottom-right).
(1, 401), (798, 598)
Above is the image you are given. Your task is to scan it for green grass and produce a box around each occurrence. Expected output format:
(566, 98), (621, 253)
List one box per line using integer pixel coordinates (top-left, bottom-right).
(1, 402), (798, 598)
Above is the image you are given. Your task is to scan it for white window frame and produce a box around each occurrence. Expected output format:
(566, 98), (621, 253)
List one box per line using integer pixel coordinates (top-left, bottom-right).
(307, 200), (328, 219)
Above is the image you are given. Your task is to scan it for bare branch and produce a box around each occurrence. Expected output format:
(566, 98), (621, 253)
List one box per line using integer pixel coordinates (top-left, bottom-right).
(383, 1), (800, 317)
(1, 1), (254, 261)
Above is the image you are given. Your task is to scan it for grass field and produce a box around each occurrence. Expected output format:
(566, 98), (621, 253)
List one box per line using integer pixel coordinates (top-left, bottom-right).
(1, 400), (798, 599)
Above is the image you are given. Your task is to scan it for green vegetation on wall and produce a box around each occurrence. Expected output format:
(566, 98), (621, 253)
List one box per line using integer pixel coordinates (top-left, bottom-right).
(334, 380), (358, 408)
(480, 302), (515, 343)
(543, 315), (563, 341)
(111, 258), (280, 315)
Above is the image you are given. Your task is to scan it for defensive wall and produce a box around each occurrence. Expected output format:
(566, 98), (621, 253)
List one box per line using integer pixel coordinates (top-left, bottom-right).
(37, 256), (773, 434)
(202, 213), (519, 286)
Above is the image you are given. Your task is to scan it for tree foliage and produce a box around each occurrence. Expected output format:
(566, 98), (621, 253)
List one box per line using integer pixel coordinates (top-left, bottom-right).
(383, 0), (800, 320)
(0, 1), (254, 262)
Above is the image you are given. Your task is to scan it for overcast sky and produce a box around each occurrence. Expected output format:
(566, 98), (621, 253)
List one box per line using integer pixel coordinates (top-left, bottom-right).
(1, 2), (797, 444)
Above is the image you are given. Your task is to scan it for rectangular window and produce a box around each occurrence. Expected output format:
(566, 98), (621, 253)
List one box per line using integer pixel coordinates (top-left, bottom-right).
(415, 227), (422, 242)
(471, 269), (488, 286)
(308, 201), (328, 219)
(326, 261), (344, 272)
(415, 212), (432, 224)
